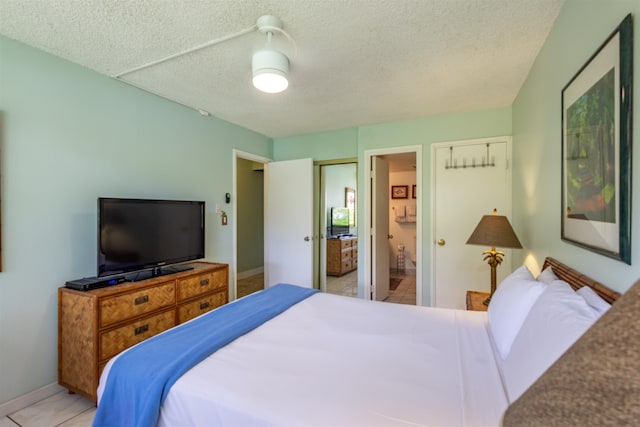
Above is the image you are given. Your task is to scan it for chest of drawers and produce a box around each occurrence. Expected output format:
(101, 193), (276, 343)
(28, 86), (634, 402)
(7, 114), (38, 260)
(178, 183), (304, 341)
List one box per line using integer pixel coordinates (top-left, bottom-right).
(327, 237), (357, 276)
(58, 262), (228, 402)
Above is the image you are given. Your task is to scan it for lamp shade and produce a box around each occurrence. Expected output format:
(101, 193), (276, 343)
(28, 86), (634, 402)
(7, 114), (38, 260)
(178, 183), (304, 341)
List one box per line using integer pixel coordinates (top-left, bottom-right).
(252, 49), (289, 93)
(466, 213), (522, 249)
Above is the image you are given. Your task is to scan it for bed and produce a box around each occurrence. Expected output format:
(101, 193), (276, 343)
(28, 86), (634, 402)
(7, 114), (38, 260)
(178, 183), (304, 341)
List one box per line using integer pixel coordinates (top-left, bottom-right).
(94, 257), (621, 427)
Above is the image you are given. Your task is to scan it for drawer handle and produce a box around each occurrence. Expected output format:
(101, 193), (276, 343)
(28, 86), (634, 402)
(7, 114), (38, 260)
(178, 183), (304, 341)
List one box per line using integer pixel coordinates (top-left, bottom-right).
(134, 295), (149, 305)
(200, 302), (210, 310)
(200, 279), (210, 286)
(134, 324), (149, 335)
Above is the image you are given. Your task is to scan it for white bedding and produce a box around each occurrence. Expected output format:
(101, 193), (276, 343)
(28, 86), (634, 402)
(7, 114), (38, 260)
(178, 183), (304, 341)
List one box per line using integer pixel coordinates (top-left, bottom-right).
(100, 292), (508, 426)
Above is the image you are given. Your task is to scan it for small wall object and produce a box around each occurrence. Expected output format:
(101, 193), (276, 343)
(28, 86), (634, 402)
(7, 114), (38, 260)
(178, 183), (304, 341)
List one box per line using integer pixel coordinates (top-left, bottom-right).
(220, 210), (228, 225)
(391, 185), (408, 199)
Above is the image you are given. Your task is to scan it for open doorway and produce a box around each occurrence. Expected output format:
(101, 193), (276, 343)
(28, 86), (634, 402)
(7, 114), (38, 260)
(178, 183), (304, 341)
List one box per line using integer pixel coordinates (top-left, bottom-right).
(319, 162), (358, 298)
(383, 152), (418, 305)
(364, 146), (422, 306)
(233, 150), (269, 300)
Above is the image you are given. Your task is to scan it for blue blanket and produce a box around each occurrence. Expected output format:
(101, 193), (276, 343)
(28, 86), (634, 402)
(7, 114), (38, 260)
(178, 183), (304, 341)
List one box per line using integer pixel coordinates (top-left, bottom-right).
(93, 284), (318, 427)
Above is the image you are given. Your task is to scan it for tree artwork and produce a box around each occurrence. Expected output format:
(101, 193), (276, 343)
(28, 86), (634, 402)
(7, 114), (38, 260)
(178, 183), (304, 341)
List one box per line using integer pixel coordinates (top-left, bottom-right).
(565, 68), (615, 223)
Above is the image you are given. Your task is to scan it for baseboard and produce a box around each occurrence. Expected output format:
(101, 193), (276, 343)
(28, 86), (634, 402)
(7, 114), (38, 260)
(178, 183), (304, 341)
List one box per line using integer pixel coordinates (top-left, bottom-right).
(0, 382), (65, 418)
(237, 266), (264, 280)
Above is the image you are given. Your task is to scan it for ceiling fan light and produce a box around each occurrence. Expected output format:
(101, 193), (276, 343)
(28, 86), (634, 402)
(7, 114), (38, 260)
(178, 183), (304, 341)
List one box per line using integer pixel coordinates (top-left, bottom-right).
(252, 50), (289, 93)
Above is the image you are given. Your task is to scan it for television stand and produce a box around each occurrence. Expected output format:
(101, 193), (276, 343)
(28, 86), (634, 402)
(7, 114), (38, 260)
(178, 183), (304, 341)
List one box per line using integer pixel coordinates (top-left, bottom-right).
(327, 235), (358, 276)
(58, 261), (228, 402)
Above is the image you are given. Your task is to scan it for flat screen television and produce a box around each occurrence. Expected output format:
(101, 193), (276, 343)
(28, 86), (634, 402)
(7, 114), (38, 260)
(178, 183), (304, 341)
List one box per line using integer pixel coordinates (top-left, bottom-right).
(98, 198), (205, 278)
(330, 207), (350, 236)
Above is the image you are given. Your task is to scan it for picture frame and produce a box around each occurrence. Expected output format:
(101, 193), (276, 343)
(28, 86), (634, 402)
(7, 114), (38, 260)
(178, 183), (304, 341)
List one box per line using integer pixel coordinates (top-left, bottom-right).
(412, 184), (417, 199)
(561, 14), (633, 264)
(391, 185), (408, 199)
(345, 187), (356, 227)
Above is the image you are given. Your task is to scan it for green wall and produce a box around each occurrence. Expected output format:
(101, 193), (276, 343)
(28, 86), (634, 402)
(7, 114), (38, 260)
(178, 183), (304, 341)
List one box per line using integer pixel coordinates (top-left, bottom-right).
(512, 0), (639, 293)
(274, 127), (358, 161)
(236, 158), (264, 273)
(0, 36), (271, 404)
(358, 108), (513, 304)
(275, 107), (513, 305)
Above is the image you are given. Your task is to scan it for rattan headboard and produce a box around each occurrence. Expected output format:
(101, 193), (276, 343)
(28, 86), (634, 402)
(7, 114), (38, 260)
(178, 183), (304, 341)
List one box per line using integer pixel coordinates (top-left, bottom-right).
(542, 257), (621, 304)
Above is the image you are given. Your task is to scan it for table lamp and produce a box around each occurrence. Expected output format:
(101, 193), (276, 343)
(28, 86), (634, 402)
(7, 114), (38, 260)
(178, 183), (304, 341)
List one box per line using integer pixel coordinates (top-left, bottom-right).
(466, 209), (522, 305)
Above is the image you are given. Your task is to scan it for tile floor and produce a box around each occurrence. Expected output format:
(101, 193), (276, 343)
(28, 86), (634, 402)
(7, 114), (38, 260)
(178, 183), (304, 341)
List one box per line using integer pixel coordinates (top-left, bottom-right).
(326, 270), (358, 297)
(5, 270), (417, 426)
(2, 391), (95, 427)
(385, 272), (417, 305)
(326, 269), (417, 305)
(237, 272), (265, 298)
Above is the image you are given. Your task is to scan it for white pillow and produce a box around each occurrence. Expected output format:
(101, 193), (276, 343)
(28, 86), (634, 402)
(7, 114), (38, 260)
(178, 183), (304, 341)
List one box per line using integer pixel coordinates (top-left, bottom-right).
(488, 265), (545, 360)
(577, 286), (611, 315)
(501, 280), (599, 402)
(536, 266), (558, 285)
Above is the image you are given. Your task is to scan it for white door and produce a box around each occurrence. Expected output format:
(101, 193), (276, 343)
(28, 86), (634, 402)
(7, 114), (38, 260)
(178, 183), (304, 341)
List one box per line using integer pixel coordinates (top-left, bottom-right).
(264, 158), (314, 288)
(372, 156), (390, 301)
(432, 139), (511, 309)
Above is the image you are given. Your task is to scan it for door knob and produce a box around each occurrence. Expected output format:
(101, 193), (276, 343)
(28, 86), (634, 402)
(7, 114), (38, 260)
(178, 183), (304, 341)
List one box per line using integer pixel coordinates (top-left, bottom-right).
(304, 236), (311, 241)
(437, 239), (446, 246)
(388, 234), (394, 239)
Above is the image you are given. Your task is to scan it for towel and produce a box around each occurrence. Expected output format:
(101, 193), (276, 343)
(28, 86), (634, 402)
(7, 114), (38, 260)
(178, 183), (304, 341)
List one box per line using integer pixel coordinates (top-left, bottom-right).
(395, 205), (406, 223)
(407, 204), (417, 223)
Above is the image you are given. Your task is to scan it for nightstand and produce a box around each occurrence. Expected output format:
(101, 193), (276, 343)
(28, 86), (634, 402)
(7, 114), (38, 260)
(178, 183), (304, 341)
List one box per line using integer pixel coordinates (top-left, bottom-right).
(466, 290), (490, 311)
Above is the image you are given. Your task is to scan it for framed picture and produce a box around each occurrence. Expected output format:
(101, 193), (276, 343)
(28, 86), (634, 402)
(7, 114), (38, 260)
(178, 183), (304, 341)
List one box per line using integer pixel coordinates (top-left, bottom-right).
(561, 14), (632, 264)
(391, 185), (408, 199)
(412, 184), (417, 199)
(345, 187), (356, 227)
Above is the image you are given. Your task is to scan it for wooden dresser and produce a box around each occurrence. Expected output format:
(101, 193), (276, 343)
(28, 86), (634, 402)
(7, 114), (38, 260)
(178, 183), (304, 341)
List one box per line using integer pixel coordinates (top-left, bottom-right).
(326, 236), (357, 276)
(58, 261), (228, 403)
(466, 290), (490, 311)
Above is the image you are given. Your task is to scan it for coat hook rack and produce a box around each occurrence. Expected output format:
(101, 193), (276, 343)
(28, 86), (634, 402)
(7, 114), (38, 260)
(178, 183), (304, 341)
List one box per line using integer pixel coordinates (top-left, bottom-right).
(445, 143), (496, 170)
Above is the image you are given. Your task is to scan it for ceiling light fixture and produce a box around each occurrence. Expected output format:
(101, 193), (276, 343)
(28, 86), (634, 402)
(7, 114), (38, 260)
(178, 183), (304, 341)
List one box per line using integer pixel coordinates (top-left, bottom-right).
(111, 14), (294, 97)
(252, 15), (290, 94)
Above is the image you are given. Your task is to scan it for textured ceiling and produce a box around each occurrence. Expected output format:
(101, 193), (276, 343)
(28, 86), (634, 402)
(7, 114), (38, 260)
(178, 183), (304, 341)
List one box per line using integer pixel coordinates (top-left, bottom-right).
(0, 0), (564, 138)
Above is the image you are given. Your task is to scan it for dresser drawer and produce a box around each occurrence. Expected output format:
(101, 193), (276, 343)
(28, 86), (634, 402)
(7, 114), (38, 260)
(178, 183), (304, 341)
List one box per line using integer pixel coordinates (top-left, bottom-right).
(177, 291), (227, 324)
(99, 282), (175, 328)
(99, 309), (175, 361)
(177, 269), (227, 302)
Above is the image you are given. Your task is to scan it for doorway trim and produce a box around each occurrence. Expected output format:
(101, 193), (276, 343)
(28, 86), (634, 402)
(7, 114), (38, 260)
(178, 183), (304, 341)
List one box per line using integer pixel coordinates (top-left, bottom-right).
(429, 136), (512, 307)
(232, 149), (271, 301)
(363, 145), (423, 304)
